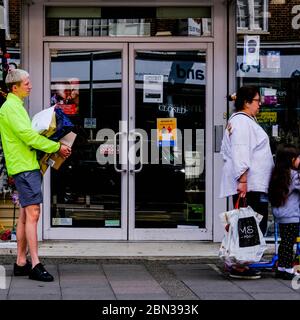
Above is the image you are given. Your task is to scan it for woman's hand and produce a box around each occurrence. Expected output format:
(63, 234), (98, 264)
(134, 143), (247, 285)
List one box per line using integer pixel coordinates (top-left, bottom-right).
(237, 181), (247, 197)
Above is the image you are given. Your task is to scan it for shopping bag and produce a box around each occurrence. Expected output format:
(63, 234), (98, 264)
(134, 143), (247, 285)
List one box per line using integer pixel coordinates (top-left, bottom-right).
(31, 106), (56, 136)
(49, 106), (74, 141)
(219, 204), (267, 265)
(43, 112), (57, 137)
(32, 106), (75, 174)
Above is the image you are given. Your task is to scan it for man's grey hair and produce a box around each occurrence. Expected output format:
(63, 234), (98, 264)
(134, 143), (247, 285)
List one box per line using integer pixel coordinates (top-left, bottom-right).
(5, 69), (29, 84)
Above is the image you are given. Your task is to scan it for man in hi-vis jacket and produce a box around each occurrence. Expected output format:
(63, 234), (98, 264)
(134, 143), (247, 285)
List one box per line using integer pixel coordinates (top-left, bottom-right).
(0, 69), (71, 282)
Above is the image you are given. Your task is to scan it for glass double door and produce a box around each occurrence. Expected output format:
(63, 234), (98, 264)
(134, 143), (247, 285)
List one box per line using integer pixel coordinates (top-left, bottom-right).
(43, 42), (213, 240)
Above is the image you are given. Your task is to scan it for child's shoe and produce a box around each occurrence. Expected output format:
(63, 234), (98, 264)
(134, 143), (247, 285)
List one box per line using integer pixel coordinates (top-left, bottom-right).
(275, 268), (299, 280)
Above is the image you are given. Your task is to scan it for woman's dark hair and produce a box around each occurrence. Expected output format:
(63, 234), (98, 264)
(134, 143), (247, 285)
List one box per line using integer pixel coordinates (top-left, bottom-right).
(268, 144), (299, 207)
(234, 86), (260, 111)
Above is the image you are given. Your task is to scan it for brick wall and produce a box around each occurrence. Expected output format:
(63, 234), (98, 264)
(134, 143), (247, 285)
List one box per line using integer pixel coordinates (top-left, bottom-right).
(7, 0), (21, 48)
(263, 1), (300, 41)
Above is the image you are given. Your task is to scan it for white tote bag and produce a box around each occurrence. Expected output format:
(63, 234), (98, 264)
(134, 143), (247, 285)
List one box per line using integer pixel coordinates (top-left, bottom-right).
(219, 205), (267, 266)
(31, 106), (55, 133)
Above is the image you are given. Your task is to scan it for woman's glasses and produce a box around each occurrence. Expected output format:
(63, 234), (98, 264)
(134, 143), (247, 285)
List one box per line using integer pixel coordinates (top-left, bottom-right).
(252, 98), (261, 103)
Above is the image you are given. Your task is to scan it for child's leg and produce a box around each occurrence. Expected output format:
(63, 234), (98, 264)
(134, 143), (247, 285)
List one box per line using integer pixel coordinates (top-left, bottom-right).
(278, 223), (299, 271)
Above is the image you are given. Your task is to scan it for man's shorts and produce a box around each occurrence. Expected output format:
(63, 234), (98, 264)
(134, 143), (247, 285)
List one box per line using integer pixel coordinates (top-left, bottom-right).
(13, 170), (43, 207)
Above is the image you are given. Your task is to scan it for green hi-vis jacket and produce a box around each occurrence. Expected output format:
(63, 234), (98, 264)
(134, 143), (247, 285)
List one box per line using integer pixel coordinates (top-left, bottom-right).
(0, 93), (60, 176)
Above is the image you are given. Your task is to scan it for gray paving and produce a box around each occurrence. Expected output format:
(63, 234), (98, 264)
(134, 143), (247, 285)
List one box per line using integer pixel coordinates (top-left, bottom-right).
(0, 259), (299, 300)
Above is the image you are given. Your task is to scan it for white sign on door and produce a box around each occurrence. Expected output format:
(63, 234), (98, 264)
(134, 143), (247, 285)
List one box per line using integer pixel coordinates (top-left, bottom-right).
(143, 74), (164, 103)
(244, 35), (260, 67)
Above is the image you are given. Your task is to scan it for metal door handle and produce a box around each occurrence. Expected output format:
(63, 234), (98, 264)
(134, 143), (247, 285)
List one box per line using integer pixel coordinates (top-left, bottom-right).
(114, 132), (126, 173)
(130, 131), (143, 173)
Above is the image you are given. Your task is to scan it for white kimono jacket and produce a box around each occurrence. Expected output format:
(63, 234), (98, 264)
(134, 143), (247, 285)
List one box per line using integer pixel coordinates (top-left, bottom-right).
(219, 112), (274, 198)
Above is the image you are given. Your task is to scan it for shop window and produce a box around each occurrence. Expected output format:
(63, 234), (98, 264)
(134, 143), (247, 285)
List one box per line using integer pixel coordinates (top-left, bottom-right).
(108, 19), (150, 36)
(79, 19), (98, 36)
(59, 19), (78, 36)
(0, 0), (10, 39)
(237, 0), (268, 33)
(235, 0), (300, 239)
(45, 6), (212, 37)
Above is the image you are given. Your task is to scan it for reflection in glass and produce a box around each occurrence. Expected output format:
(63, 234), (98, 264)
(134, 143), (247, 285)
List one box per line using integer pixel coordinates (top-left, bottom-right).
(235, 1), (300, 237)
(45, 7), (212, 37)
(50, 50), (122, 228)
(135, 50), (206, 229)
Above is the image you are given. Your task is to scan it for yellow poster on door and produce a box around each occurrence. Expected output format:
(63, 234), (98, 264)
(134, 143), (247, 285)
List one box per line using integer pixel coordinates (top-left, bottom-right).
(157, 118), (177, 147)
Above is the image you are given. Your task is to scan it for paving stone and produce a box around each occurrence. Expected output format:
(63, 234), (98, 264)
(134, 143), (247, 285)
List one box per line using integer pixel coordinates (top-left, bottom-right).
(61, 287), (116, 300)
(144, 261), (199, 300)
(10, 277), (59, 289)
(231, 278), (297, 293)
(251, 293), (300, 300)
(167, 263), (214, 271)
(168, 264), (223, 281)
(182, 279), (245, 293)
(197, 293), (253, 300)
(0, 293), (8, 300)
(9, 287), (61, 296)
(60, 280), (111, 289)
(115, 293), (171, 300)
(103, 264), (169, 299)
(8, 294), (61, 300)
(59, 264), (101, 272)
(109, 283), (167, 295)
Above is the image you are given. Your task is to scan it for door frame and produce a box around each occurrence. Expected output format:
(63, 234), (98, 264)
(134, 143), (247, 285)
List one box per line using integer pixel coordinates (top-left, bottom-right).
(43, 42), (129, 240)
(128, 42), (214, 240)
(43, 41), (213, 241)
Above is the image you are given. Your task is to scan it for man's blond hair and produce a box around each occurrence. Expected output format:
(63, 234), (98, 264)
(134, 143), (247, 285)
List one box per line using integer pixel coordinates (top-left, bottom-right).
(5, 69), (29, 91)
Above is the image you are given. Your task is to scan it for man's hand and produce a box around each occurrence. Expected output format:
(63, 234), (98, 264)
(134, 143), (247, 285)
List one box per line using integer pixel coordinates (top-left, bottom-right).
(58, 144), (72, 159)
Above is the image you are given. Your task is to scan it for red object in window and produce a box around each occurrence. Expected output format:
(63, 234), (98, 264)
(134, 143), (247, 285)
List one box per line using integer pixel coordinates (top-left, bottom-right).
(0, 230), (11, 241)
(57, 104), (78, 115)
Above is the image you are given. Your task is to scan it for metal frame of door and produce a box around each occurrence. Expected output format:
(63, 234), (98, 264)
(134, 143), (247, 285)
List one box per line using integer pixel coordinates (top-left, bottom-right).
(43, 42), (129, 240)
(128, 42), (213, 240)
(43, 41), (213, 241)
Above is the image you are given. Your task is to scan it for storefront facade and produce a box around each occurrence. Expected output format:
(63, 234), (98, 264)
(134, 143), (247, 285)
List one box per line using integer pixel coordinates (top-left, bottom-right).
(1, 0), (299, 243)
(18, 0), (227, 241)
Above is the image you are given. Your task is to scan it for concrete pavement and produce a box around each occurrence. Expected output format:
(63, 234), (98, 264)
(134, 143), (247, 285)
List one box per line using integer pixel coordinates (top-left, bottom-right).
(0, 257), (300, 300)
(0, 241), (299, 301)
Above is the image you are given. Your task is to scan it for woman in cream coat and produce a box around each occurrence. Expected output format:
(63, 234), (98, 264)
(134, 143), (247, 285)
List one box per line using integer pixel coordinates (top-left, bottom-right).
(220, 86), (274, 279)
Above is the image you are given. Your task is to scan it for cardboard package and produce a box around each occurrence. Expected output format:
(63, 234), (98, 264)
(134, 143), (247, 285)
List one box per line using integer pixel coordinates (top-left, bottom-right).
(40, 131), (77, 175)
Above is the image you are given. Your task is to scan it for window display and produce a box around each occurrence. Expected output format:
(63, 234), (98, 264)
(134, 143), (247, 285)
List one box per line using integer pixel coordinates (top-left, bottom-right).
(235, 0), (300, 237)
